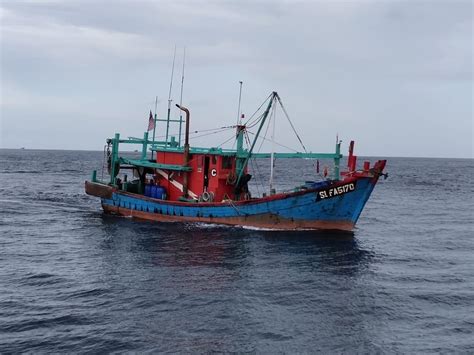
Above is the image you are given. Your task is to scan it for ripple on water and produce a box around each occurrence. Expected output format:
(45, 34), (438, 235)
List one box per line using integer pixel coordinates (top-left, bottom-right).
(0, 152), (473, 352)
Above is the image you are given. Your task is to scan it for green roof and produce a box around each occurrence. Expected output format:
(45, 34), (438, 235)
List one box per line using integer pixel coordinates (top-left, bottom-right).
(119, 157), (192, 171)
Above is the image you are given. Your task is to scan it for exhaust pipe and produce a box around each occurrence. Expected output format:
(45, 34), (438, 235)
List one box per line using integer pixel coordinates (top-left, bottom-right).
(176, 104), (190, 197)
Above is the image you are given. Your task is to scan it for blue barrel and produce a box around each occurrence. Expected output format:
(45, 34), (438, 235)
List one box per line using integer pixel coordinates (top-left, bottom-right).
(155, 186), (164, 199)
(144, 184), (151, 197)
(150, 185), (157, 198)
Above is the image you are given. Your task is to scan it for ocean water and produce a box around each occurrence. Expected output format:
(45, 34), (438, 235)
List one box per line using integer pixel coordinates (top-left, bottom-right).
(0, 149), (473, 353)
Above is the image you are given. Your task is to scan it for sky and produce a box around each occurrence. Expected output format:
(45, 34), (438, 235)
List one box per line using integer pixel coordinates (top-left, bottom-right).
(0, 0), (472, 158)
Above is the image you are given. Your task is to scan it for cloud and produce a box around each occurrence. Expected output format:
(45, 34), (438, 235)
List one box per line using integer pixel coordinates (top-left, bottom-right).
(1, 0), (472, 157)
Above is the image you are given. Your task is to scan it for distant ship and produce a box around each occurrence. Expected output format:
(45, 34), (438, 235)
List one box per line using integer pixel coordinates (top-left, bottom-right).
(85, 91), (387, 231)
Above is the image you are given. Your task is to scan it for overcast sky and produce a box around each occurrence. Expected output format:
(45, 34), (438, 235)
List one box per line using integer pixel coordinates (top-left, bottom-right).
(1, 0), (472, 158)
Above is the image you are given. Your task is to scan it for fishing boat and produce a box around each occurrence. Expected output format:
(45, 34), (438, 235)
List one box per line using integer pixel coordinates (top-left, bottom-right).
(85, 90), (387, 231)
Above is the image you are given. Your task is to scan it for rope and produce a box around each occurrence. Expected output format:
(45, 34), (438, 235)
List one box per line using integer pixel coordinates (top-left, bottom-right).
(243, 92), (273, 126)
(246, 112), (266, 130)
(242, 130), (263, 197)
(152, 125), (236, 140)
(256, 106), (273, 154)
(191, 127), (235, 140)
(249, 155), (263, 196)
(246, 131), (300, 153)
(217, 133), (237, 148)
(275, 94), (308, 153)
(227, 198), (246, 216)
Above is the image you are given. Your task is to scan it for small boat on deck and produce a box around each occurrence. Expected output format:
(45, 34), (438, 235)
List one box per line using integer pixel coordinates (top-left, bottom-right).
(85, 91), (387, 231)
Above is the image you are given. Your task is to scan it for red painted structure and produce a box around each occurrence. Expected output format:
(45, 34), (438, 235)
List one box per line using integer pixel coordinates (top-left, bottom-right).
(153, 151), (245, 202)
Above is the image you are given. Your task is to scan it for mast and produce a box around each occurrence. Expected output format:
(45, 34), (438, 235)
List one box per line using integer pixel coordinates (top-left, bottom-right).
(269, 104), (276, 194)
(165, 45), (177, 146)
(236, 81), (243, 125)
(236, 92), (276, 186)
(178, 47), (186, 146)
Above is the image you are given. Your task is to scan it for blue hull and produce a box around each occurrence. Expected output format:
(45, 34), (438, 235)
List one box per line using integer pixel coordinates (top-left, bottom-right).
(98, 176), (378, 231)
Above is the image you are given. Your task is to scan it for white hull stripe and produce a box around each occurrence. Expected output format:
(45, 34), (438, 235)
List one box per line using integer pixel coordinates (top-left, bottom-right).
(156, 169), (199, 199)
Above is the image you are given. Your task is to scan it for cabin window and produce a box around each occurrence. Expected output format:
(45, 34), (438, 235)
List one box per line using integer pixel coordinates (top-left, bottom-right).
(212, 156), (217, 165)
(221, 156), (233, 169)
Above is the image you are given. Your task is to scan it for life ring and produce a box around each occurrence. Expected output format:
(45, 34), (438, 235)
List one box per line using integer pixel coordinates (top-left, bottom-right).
(201, 191), (210, 202)
(201, 191), (215, 202)
(226, 172), (237, 185)
(210, 168), (217, 177)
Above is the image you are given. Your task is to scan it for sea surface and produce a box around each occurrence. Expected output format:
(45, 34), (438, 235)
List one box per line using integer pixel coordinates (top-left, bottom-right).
(0, 149), (473, 353)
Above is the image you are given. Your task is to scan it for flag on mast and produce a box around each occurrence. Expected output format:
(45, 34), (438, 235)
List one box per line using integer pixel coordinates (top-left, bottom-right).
(147, 110), (155, 131)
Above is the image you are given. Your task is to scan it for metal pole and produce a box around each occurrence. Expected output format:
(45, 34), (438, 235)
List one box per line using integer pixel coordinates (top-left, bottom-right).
(176, 104), (190, 197)
(236, 81), (243, 125)
(178, 47), (186, 147)
(269, 104), (276, 194)
(151, 96), (158, 159)
(334, 140), (341, 181)
(236, 92), (276, 186)
(165, 46), (177, 146)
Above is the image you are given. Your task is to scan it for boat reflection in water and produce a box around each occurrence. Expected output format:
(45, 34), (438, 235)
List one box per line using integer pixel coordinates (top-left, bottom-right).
(93, 216), (377, 351)
(98, 217), (372, 276)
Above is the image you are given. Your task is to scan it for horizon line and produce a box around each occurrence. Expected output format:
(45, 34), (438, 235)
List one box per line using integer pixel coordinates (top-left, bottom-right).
(0, 147), (472, 160)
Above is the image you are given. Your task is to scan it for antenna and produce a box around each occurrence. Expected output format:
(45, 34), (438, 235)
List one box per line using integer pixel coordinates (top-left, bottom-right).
(236, 81), (243, 125)
(178, 47), (186, 146)
(165, 45), (177, 145)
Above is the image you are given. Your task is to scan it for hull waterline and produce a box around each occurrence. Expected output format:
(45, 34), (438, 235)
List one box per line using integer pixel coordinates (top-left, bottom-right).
(90, 170), (383, 231)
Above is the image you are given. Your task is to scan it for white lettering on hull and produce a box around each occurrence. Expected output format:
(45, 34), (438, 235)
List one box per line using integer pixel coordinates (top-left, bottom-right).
(316, 182), (356, 201)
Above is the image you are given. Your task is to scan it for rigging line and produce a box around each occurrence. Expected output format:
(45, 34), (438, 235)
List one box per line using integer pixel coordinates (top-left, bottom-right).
(243, 92), (273, 126)
(256, 103), (274, 154)
(246, 112), (266, 129)
(217, 133), (237, 148)
(274, 95), (318, 173)
(188, 125), (236, 135)
(244, 95), (271, 126)
(275, 94), (308, 153)
(231, 131), (237, 150)
(244, 129), (252, 147)
(191, 128), (234, 140)
(228, 199), (245, 216)
(152, 128), (231, 142)
(246, 131), (300, 153)
(153, 126), (236, 139)
(244, 130), (263, 196)
(250, 161), (266, 194)
(248, 157), (262, 196)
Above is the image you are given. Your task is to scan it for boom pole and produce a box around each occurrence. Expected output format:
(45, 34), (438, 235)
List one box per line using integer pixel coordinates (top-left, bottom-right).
(235, 91), (276, 186)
